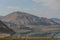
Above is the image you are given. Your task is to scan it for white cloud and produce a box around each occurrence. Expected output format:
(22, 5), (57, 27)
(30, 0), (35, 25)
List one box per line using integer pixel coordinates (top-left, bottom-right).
(7, 6), (30, 12)
(0, 6), (32, 16)
(6, 6), (60, 18)
(7, 6), (21, 11)
(32, 0), (60, 9)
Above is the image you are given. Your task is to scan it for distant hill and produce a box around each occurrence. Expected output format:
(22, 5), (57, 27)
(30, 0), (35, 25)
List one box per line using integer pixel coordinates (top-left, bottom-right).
(50, 18), (60, 24)
(0, 20), (15, 38)
(0, 20), (14, 34)
(0, 11), (60, 38)
(1, 11), (60, 33)
(1, 11), (58, 25)
(0, 16), (4, 19)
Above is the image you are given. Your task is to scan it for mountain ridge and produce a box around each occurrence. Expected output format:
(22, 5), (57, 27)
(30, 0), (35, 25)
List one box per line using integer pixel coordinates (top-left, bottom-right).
(50, 18), (60, 24)
(1, 11), (59, 25)
(0, 11), (60, 38)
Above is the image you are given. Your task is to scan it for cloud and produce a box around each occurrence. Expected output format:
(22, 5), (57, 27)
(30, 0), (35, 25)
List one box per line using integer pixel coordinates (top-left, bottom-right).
(7, 6), (21, 11)
(30, 9), (60, 18)
(0, 6), (32, 16)
(6, 6), (60, 18)
(7, 6), (29, 11)
(32, 0), (60, 9)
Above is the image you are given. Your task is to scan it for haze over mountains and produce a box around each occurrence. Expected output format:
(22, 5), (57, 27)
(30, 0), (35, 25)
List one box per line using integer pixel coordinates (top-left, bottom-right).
(0, 16), (4, 19)
(0, 11), (60, 38)
(50, 18), (60, 24)
(0, 11), (60, 33)
(1, 11), (59, 25)
(0, 20), (15, 38)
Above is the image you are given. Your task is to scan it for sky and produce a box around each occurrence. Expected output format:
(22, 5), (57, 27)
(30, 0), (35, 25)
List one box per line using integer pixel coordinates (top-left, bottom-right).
(0, 0), (60, 18)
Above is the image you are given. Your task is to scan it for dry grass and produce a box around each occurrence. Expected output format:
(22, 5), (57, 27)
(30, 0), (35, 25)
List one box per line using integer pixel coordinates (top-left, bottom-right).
(0, 33), (10, 38)
(0, 38), (60, 40)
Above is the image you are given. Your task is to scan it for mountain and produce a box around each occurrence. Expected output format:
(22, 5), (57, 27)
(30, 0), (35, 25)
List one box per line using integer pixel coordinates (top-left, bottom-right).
(0, 11), (60, 38)
(0, 16), (4, 19)
(1, 11), (60, 33)
(50, 18), (60, 24)
(0, 20), (14, 34)
(0, 20), (15, 38)
(1, 11), (58, 25)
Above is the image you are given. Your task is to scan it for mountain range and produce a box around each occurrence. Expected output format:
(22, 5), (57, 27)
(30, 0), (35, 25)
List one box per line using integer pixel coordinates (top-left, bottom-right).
(1, 11), (59, 25)
(50, 18), (60, 24)
(0, 11), (60, 38)
(0, 20), (15, 38)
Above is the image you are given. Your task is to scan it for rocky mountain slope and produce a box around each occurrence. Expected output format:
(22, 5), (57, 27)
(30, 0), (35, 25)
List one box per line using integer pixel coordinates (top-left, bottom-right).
(1, 11), (58, 25)
(0, 11), (59, 33)
(0, 11), (60, 38)
(50, 18), (60, 24)
(0, 16), (4, 20)
(0, 20), (15, 38)
(0, 20), (14, 34)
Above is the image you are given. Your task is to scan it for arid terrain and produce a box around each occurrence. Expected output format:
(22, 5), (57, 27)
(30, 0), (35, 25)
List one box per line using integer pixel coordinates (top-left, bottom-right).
(0, 11), (60, 38)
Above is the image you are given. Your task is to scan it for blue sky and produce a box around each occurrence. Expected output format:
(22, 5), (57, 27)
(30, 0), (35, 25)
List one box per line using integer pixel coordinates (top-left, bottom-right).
(0, 0), (60, 18)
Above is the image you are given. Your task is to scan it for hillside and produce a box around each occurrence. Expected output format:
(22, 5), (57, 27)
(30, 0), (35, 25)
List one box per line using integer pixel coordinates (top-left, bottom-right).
(1, 11), (59, 33)
(0, 11), (60, 38)
(1, 11), (58, 25)
(0, 16), (4, 20)
(50, 18), (60, 24)
(0, 20), (15, 38)
(0, 20), (14, 34)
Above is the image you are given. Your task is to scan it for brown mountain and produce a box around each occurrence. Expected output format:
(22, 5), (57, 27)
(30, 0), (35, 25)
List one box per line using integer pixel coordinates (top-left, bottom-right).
(0, 20), (15, 38)
(0, 20), (14, 34)
(1, 11), (60, 34)
(1, 11), (58, 25)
